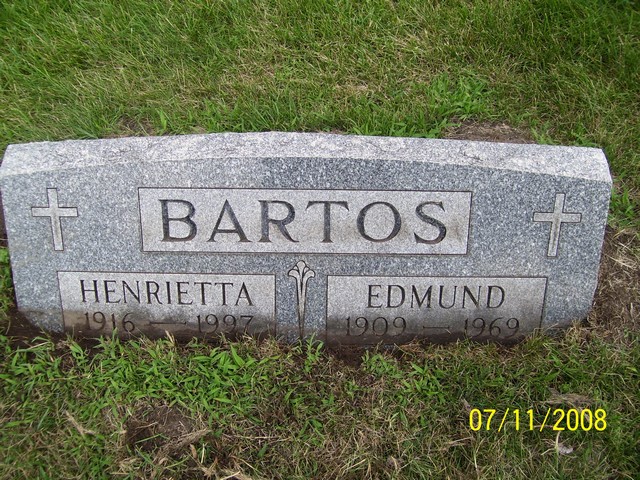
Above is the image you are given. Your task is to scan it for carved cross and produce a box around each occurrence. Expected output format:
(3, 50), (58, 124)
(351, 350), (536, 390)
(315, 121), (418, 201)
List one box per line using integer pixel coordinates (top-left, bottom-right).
(533, 193), (582, 257)
(31, 188), (78, 251)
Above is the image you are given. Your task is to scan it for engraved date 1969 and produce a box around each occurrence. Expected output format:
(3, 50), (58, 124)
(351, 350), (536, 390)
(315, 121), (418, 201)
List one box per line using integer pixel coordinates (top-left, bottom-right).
(343, 315), (520, 338)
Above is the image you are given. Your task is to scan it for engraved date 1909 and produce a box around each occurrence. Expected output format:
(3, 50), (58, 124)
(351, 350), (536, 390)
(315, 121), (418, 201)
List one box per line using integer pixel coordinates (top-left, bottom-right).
(345, 316), (407, 337)
(343, 315), (520, 338)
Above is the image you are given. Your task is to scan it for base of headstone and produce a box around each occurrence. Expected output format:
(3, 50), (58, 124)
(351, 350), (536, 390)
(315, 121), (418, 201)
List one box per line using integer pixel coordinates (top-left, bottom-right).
(0, 132), (611, 344)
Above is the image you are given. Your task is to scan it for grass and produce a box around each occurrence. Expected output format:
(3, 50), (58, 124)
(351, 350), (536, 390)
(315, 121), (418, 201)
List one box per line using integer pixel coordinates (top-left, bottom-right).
(0, 0), (639, 478)
(1, 0), (639, 227)
(1, 332), (638, 479)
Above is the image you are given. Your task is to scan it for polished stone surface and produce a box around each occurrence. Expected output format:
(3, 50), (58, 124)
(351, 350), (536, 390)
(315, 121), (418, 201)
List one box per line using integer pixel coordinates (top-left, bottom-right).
(0, 132), (611, 343)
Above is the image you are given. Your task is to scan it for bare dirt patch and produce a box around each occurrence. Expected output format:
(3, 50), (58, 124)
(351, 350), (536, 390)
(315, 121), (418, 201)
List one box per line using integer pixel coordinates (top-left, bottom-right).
(119, 404), (231, 478)
(125, 406), (193, 452)
(108, 116), (157, 138)
(588, 227), (640, 340)
(3, 308), (61, 341)
(124, 405), (202, 454)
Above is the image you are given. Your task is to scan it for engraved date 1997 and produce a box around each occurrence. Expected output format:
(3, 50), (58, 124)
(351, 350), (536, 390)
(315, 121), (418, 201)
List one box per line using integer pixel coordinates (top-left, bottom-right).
(80, 310), (255, 334)
(195, 313), (254, 334)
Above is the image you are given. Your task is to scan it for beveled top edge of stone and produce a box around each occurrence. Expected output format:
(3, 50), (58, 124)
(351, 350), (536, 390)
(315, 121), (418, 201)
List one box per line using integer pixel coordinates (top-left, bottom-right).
(0, 131), (611, 183)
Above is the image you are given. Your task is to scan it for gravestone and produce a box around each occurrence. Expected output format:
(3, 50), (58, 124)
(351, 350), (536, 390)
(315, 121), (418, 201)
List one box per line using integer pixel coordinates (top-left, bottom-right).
(0, 132), (611, 344)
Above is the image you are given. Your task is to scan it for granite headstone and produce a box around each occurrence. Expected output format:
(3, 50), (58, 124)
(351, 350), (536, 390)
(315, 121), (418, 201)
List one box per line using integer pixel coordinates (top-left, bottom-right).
(0, 132), (611, 344)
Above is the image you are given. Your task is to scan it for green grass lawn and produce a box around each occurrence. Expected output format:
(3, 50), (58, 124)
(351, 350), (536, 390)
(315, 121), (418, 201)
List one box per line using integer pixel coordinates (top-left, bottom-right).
(1, 331), (638, 479)
(1, 0), (639, 478)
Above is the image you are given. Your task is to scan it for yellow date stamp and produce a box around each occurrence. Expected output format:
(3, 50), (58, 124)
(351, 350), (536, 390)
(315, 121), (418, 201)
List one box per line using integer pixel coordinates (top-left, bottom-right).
(469, 408), (607, 432)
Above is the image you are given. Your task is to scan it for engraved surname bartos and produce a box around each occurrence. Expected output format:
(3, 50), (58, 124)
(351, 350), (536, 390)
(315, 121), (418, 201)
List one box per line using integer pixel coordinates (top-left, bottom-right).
(58, 271), (275, 336)
(138, 188), (472, 255)
(0, 132), (612, 342)
(326, 276), (547, 344)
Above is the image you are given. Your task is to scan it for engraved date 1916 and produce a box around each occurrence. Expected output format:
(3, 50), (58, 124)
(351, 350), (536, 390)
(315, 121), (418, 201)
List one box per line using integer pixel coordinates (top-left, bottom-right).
(83, 311), (136, 332)
(80, 310), (254, 334)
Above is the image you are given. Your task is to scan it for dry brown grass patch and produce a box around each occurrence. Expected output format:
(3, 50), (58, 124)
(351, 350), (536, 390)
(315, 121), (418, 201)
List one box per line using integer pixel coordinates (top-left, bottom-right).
(444, 119), (535, 144)
(588, 227), (640, 341)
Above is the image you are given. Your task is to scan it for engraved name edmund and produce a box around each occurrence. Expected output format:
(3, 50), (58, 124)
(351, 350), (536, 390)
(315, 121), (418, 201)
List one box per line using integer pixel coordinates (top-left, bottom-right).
(326, 276), (547, 343)
(58, 272), (276, 336)
(138, 188), (472, 254)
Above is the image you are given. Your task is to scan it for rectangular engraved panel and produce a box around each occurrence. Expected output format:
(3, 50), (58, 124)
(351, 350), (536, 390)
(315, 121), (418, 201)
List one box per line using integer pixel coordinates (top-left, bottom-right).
(326, 276), (547, 344)
(139, 188), (471, 254)
(59, 271), (275, 337)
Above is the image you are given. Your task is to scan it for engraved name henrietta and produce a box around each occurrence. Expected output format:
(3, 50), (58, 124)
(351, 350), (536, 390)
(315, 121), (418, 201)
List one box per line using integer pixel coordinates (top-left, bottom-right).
(78, 277), (255, 306)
